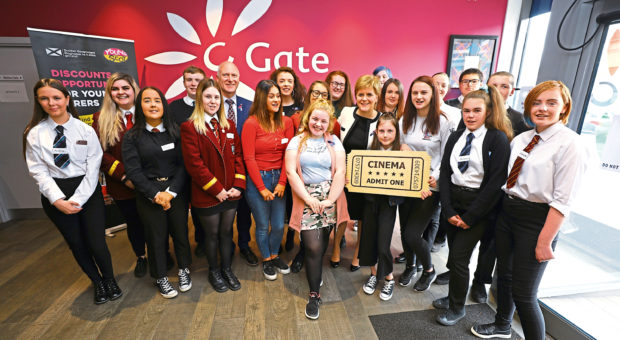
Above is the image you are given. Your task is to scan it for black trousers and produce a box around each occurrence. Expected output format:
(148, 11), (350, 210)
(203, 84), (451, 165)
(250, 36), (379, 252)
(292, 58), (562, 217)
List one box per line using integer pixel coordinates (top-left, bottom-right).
(359, 196), (396, 279)
(115, 198), (147, 257)
(400, 194), (440, 270)
(494, 195), (554, 340)
(444, 187), (489, 313)
(41, 177), (114, 283)
(136, 186), (191, 279)
(191, 206), (205, 245)
(473, 219), (497, 285)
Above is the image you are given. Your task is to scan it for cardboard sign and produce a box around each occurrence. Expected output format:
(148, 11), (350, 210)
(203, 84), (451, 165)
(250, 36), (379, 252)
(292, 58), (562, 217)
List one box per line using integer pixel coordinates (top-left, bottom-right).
(346, 150), (431, 198)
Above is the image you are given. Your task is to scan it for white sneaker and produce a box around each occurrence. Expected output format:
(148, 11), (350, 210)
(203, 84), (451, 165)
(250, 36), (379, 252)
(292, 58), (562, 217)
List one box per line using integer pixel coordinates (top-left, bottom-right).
(178, 268), (192, 292)
(379, 280), (395, 301)
(363, 275), (377, 295)
(156, 277), (178, 299)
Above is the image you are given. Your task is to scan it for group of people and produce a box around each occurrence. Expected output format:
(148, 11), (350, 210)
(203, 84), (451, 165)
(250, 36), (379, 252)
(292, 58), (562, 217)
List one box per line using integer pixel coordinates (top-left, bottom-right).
(23, 60), (586, 339)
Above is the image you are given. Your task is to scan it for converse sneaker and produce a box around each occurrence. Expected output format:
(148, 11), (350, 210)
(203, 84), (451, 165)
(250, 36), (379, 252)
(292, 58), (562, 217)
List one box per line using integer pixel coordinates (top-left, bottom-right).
(398, 266), (416, 286)
(379, 279), (395, 301)
(363, 275), (378, 295)
(263, 260), (277, 280)
(271, 256), (290, 274)
(305, 292), (321, 320)
(156, 277), (178, 299)
(178, 268), (192, 292)
(414, 267), (436, 292)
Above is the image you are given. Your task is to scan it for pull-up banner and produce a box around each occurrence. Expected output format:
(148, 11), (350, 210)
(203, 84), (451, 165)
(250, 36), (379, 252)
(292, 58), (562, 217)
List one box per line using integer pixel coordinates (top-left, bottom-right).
(27, 28), (139, 125)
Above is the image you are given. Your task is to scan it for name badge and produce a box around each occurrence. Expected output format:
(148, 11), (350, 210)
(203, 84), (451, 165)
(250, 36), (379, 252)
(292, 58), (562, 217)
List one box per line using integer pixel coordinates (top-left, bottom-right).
(52, 148), (67, 154)
(226, 133), (234, 139)
(76, 140), (87, 145)
(518, 150), (529, 159)
(457, 155), (470, 162)
(161, 143), (175, 151)
(281, 138), (289, 144)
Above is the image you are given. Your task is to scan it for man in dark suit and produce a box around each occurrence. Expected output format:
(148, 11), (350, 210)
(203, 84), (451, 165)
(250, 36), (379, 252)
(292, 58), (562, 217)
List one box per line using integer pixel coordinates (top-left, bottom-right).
(487, 71), (530, 137)
(445, 68), (484, 109)
(217, 61), (258, 266)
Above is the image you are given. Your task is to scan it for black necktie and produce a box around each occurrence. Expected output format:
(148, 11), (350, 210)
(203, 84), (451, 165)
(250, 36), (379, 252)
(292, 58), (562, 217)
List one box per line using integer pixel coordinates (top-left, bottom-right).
(458, 132), (474, 173)
(53, 125), (70, 169)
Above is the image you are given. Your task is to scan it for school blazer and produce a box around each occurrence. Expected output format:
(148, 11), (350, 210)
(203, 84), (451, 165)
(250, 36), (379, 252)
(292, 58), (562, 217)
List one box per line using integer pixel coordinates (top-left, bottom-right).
(180, 119), (246, 208)
(439, 128), (510, 226)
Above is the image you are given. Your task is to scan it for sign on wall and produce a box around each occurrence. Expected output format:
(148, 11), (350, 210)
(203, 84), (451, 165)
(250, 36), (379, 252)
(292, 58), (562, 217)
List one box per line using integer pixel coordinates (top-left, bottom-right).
(28, 28), (139, 125)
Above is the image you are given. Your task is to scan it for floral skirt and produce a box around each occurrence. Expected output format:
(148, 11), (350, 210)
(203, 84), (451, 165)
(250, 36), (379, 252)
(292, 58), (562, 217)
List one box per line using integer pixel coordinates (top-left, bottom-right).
(301, 180), (336, 231)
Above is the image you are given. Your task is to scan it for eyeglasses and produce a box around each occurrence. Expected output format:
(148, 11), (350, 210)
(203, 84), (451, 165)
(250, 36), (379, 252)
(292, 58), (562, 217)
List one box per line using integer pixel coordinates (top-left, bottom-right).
(330, 81), (345, 89)
(311, 90), (329, 99)
(461, 79), (481, 85)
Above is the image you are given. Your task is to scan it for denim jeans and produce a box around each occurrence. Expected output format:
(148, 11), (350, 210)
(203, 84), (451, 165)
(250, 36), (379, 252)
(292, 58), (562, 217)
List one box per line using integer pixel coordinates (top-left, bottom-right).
(245, 169), (286, 259)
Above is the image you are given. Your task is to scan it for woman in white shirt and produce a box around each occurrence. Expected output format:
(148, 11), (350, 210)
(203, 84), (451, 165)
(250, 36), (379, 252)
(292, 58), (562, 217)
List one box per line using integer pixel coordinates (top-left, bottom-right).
(24, 78), (121, 305)
(471, 81), (587, 340)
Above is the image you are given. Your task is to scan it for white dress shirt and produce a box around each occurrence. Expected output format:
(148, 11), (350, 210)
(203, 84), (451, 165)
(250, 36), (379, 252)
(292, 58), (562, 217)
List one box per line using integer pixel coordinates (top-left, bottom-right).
(182, 95), (195, 107)
(502, 121), (587, 216)
(204, 112), (220, 130)
(450, 125), (487, 188)
(122, 106), (135, 127)
(25, 116), (103, 207)
(399, 115), (452, 191)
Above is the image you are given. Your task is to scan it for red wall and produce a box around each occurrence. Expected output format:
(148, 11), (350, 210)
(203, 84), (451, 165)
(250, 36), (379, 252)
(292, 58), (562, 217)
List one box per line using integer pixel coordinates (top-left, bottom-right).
(2, 0), (508, 100)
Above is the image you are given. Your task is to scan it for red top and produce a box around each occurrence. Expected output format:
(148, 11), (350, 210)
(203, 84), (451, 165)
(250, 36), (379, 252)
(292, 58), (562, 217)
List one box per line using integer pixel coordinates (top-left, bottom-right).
(241, 115), (294, 191)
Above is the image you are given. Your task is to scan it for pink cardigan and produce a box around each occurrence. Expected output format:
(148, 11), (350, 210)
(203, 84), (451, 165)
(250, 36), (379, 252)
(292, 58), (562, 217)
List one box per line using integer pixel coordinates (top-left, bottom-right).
(288, 133), (350, 232)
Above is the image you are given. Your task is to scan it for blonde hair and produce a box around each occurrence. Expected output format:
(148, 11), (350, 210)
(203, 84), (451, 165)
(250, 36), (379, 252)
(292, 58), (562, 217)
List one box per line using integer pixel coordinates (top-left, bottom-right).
(297, 99), (335, 152)
(354, 75), (382, 98)
(188, 79), (229, 135)
(524, 80), (572, 124)
(97, 73), (139, 150)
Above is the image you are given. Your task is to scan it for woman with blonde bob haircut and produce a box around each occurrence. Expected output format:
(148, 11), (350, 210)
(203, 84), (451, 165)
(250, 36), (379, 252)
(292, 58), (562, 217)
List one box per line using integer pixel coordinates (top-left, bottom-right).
(285, 98), (349, 319)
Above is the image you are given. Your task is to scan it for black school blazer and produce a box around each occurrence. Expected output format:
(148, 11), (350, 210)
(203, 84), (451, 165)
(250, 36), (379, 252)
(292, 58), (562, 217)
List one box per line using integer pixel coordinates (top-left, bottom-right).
(439, 128), (510, 226)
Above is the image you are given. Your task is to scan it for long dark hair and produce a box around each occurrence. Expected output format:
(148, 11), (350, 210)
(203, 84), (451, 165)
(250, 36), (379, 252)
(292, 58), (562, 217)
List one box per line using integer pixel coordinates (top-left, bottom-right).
(270, 67), (306, 108)
(130, 86), (179, 139)
(23, 78), (78, 158)
(249, 80), (284, 132)
(401, 76), (444, 135)
(370, 113), (401, 151)
(377, 78), (404, 118)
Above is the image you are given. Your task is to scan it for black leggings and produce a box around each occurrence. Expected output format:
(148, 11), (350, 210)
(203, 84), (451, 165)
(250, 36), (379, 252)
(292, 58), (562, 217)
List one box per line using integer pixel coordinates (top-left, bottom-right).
(197, 208), (237, 271)
(401, 195), (440, 270)
(302, 226), (332, 293)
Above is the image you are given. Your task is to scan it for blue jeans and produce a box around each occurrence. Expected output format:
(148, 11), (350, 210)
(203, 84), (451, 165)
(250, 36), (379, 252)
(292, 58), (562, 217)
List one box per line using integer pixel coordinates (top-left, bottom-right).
(245, 169), (286, 259)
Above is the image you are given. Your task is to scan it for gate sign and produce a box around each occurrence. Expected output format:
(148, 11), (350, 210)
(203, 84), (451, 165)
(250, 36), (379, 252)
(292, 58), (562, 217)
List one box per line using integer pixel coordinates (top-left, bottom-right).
(346, 150), (431, 198)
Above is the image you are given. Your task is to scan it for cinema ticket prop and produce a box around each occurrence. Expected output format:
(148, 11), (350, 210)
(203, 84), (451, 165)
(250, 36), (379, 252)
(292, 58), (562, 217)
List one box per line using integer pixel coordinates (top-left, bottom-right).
(346, 150), (431, 198)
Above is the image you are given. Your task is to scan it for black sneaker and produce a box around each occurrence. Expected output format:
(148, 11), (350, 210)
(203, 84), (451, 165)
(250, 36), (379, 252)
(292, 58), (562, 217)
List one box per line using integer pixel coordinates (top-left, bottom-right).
(178, 268), (192, 292)
(221, 268), (241, 291)
(414, 268), (436, 292)
(290, 251), (304, 273)
(305, 292), (321, 320)
(470, 281), (487, 303)
(379, 280), (395, 301)
(398, 266), (415, 286)
(432, 296), (449, 309)
(240, 248), (259, 266)
(104, 278), (123, 300)
(271, 256), (290, 274)
(435, 271), (450, 285)
(437, 309), (466, 326)
(394, 252), (406, 264)
(134, 257), (148, 278)
(263, 260), (277, 280)
(471, 323), (512, 339)
(363, 275), (377, 295)
(156, 277), (178, 298)
(94, 281), (109, 305)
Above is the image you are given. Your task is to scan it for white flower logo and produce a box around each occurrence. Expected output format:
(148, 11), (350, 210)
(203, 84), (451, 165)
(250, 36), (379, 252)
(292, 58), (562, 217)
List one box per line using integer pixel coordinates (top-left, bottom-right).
(145, 0), (272, 99)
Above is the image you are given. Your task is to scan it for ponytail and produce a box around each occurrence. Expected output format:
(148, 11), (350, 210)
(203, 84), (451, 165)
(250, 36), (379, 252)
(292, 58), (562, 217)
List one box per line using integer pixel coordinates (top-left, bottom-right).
(463, 86), (513, 140)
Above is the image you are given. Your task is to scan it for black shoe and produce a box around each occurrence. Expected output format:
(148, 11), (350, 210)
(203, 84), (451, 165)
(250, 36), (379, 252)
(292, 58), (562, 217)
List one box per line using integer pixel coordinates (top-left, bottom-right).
(432, 296), (449, 310)
(221, 268), (241, 291)
(471, 323), (512, 339)
(285, 229), (295, 252)
(240, 248), (259, 266)
(470, 281), (488, 303)
(94, 281), (109, 305)
(271, 256), (290, 274)
(178, 268), (192, 292)
(398, 266), (415, 286)
(329, 260), (340, 268)
(291, 252), (304, 273)
(414, 268), (436, 292)
(166, 252), (175, 271)
(194, 243), (206, 258)
(104, 278), (123, 300)
(437, 309), (466, 326)
(350, 263), (360, 272)
(394, 252), (406, 264)
(435, 271), (450, 285)
(208, 270), (229, 293)
(156, 277), (178, 298)
(263, 260), (277, 281)
(431, 240), (446, 253)
(305, 292), (321, 320)
(134, 257), (148, 278)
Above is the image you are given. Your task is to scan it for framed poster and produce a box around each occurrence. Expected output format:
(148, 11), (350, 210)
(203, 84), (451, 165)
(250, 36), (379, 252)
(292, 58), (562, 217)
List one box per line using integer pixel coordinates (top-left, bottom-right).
(447, 35), (498, 88)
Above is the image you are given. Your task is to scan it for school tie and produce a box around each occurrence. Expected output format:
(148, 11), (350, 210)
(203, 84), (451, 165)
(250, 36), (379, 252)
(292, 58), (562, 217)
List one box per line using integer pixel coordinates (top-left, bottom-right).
(53, 125), (70, 169)
(226, 99), (236, 125)
(210, 118), (222, 147)
(151, 128), (160, 133)
(506, 134), (541, 188)
(458, 132), (474, 173)
(125, 112), (134, 130)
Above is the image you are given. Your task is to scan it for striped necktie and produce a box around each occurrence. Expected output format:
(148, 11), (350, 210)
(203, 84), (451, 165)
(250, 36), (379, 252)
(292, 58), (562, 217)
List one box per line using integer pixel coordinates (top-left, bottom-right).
(210, 118), (222, 147)
(506, 134), (541, 188)
(53, 125), (70, 169)
(458, 132), (474, 173)
(226, 99), (236, 125)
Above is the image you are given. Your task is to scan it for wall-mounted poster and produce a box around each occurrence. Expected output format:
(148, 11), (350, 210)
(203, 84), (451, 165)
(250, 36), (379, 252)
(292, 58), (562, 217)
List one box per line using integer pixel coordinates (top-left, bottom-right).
(447, 35), (498, 88)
